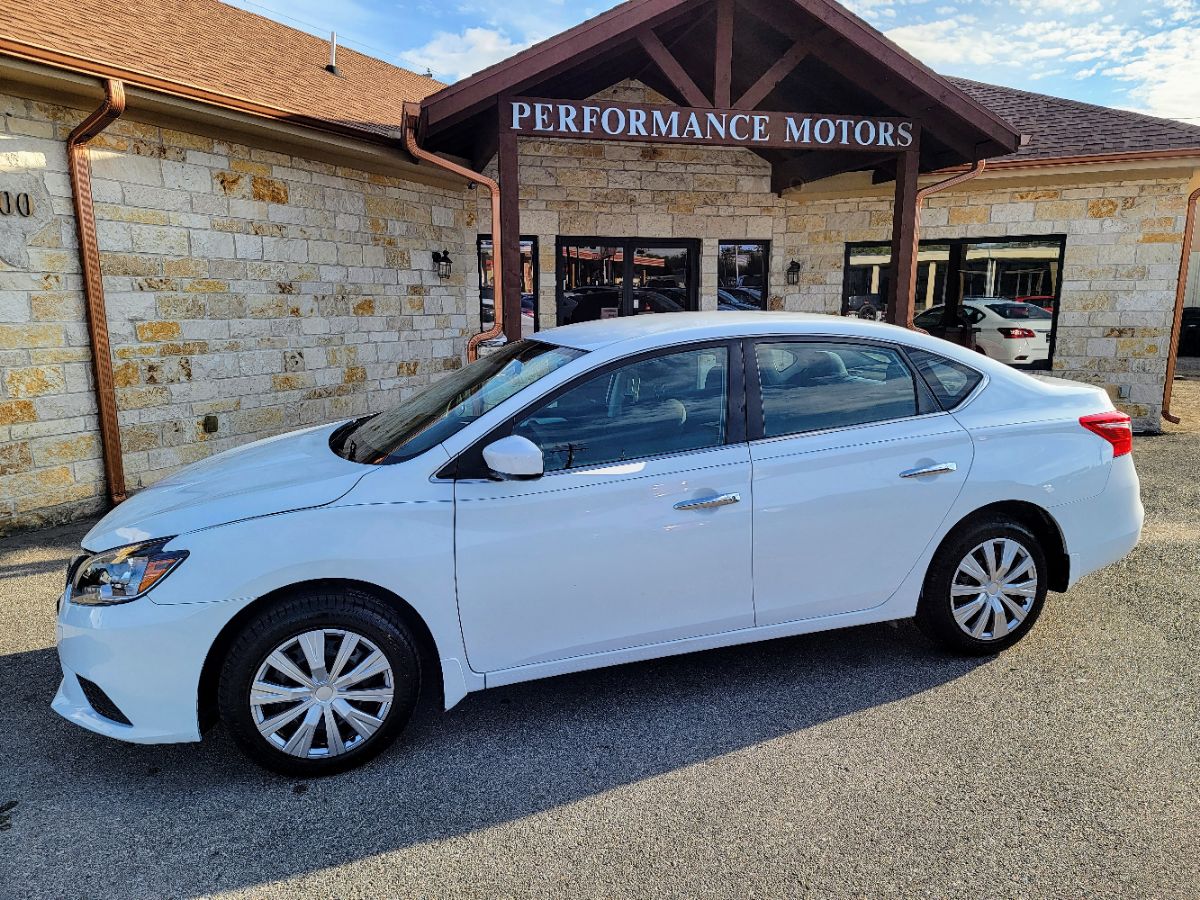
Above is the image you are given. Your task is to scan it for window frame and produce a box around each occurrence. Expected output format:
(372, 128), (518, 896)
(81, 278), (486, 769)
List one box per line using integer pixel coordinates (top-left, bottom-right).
(743, 336), (941, 442)
(840, 234), (1067, 369)
(555, 236), (702, 324)
(717, 239), (771, 307)
(478, 234), (539, 333)
(442, 338), (748, 480)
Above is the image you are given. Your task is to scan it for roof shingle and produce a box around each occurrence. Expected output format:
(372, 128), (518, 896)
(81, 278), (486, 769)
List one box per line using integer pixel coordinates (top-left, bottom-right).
(0, 0), (443, 137)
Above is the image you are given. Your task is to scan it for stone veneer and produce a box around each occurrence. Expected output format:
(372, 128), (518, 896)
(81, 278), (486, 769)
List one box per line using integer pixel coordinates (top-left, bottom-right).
(0, 89), (473, 534)
(0, 77), (1192, 533)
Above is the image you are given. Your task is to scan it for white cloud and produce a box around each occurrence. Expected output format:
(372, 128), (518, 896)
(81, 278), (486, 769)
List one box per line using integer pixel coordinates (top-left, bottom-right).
(1103, 26), (1200, 118)
(398, 27), (532, 81)
(1015, 0), (1103, 12)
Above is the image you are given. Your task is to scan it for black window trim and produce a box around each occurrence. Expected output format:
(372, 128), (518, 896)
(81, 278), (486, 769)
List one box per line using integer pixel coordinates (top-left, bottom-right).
(440, 337), (747, 480)
(555, 235), (702, 323)
(743, 335), (941, 443)
(718, 239), (771, 306)
(478, 233), (540, 332)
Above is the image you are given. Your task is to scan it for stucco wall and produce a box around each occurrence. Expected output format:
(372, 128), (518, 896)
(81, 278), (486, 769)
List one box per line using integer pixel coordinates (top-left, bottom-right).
(0, 89), (474, 535)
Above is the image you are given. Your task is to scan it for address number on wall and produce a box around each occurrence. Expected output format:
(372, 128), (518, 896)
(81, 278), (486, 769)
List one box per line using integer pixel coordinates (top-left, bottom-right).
(0, 191), (34, 217)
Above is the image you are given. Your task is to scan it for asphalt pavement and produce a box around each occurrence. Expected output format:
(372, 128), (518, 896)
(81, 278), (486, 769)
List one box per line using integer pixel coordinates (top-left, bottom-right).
(1, 383), (1197, 899)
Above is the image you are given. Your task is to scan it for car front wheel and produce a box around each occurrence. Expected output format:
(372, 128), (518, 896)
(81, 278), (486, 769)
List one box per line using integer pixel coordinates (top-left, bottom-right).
(916, 518), (1048, 655)
(217, 586), (421, 776)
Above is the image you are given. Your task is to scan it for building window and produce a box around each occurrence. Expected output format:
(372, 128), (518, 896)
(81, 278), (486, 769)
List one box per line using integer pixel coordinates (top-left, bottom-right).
(478, 236), (538, 338)
(842, 235), (1067, 370)
(556, 237), (700, 325)
(718, 240), (769, 310)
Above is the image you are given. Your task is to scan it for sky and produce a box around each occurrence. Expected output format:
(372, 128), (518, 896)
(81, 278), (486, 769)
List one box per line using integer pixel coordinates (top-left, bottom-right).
(224, 0), (1200, 123)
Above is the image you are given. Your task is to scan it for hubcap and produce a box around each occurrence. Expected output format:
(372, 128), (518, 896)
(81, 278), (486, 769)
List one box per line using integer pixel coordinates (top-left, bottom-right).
(950, 538), (1038, 641)
(249, 629), (394, 759)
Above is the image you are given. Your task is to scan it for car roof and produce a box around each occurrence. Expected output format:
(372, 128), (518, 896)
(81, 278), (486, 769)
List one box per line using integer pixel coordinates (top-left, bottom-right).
(534, 311), (962, 354)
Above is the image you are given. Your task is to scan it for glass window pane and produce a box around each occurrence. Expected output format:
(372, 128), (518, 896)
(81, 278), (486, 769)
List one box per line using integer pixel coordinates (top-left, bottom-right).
(908, 349), (983, 409)
(756, 342), (918, 437)
(632, 246), (692, 316)
(558, 244), (623, 325)
(515, 346), (729, 471)
(718, 241), (769, 310)
(479, 238), (537, 337)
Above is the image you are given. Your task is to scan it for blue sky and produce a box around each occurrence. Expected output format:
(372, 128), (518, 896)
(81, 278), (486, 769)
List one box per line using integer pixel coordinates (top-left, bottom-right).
(226, 0), (1200, 122)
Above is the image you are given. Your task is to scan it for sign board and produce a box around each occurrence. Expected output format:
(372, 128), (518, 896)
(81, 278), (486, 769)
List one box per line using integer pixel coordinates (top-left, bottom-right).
(506, 97), (915, 152)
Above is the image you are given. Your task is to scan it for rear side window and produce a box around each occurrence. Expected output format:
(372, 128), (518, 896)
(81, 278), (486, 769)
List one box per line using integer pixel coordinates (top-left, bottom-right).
(986, 302), (1052, 320)
(755, 342), (918, 437)
(907, 349), (983, 409)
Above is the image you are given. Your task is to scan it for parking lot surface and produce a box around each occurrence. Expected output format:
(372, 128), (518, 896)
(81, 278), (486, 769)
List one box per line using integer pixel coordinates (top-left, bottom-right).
(1, 383), (1198, 899)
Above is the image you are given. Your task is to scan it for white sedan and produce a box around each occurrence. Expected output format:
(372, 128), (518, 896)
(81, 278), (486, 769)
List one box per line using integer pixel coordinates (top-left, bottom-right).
(53, 313), (1142, 775)
(915, 299), (1053, 367)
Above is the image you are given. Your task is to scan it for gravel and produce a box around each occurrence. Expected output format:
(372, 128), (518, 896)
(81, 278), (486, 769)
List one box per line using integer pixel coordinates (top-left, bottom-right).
(1, 383), (1197, 899)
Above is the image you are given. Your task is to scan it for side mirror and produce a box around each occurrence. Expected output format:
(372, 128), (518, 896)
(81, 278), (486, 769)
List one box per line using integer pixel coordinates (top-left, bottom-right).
(482, 435), (544, 480)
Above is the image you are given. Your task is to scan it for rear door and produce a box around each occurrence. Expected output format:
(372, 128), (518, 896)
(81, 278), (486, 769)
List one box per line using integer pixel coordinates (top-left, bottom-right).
(747, 338), (973, 625)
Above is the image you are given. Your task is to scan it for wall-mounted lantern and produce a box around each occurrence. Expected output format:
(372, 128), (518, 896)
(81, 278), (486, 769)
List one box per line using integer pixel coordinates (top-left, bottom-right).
(785, 259), (802, 286)
(432, 249), (453, 279)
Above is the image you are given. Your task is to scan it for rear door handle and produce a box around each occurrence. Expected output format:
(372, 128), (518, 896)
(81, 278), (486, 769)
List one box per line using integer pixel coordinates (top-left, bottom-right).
(674, 492), (741, 511)
(900, 462), (958, 479)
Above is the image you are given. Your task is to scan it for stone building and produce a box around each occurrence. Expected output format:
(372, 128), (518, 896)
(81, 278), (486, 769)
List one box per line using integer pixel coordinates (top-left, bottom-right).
(2, 0), (1199, 535)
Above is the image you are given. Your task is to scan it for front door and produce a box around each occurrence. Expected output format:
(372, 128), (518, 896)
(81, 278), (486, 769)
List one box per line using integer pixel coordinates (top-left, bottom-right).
(747, 339), (973, 625)
(454, 341), (753, 673)
(556, 237), (700, 326)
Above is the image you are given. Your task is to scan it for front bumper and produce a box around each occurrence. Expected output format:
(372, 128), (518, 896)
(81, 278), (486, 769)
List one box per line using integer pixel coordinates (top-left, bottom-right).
(53, 586), (249, 744)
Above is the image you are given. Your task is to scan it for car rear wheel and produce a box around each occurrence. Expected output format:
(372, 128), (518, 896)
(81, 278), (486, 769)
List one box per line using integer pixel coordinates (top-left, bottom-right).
(217, 586), (420, 776)
(916, 518), (1048, 655)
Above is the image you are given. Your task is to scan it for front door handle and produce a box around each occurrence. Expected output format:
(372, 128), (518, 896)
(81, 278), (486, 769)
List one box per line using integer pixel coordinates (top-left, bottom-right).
(900, 462), (958, 479)
(674, 492), (741, 511)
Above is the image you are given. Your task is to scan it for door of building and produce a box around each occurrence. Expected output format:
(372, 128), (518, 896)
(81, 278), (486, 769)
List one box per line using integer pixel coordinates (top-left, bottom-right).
(556, 237), (700, 326)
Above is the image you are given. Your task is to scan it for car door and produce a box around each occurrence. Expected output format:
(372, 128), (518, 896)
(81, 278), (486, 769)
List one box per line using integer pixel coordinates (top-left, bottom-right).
(747, 338), (973, 625)
(453, 341), (754, 673)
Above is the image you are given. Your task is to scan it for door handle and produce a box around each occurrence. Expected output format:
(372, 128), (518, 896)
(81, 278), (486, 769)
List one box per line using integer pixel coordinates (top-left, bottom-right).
(674, 492), (741, 511)
(900, 462), (958, 479)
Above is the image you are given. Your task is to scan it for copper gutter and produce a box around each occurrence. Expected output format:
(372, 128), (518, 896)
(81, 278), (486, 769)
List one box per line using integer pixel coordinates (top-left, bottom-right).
(899, 159), (987, 329)
(1162, 185), (1200, 424)
(68, 79), (128, 504)
(401, 102), (503, 361)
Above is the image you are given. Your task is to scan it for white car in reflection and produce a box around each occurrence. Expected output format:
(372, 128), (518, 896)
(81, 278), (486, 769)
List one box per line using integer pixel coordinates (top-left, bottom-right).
(915, 299), (1053, 367)
(54, 313), (1141, 775)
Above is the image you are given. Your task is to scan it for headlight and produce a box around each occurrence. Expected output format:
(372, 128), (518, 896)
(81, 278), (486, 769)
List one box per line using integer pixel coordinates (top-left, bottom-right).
(68, 538), (188, 606)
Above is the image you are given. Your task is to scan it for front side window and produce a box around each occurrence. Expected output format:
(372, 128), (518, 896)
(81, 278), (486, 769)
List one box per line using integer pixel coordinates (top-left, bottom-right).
(514, 346), (729, 472)
(755, 342), (918, 437)
(334, 340), (585, 464)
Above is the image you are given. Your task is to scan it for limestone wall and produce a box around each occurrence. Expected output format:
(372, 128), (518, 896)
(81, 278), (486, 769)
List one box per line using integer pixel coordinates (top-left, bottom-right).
(0, 89), (473, 535)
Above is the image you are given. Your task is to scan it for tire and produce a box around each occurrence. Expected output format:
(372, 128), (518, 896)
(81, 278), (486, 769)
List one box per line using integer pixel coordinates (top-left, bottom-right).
(915, 518), (1048, 655)
(217, 586), (421, 776)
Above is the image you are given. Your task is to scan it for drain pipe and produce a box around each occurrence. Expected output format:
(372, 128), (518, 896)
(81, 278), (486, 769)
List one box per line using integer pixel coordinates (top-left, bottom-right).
(68, 79), (128, 504)
(908, 159), (987, 335)
(401, 102), (503, 361)
(1162, 185), (1200, 425)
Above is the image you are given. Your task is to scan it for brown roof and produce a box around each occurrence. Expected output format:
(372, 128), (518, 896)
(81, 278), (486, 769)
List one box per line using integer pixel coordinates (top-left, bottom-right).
(950, 77), (1200, 164)
(0, 0), (443, 138)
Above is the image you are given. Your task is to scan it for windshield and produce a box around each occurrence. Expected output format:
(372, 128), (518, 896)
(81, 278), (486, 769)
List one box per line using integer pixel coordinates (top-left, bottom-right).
(985, 302), (1052, 320)
(332, 340), (586, 464)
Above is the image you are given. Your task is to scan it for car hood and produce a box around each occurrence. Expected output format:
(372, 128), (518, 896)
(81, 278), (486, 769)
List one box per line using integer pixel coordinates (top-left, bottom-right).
(83, 422), (369, 552)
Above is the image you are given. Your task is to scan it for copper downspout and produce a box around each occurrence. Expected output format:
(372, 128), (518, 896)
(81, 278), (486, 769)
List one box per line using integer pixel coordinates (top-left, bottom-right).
(1162, 185), (1200, 425)
(68, 79), (127, 504)
(902, 159), (988, 331)
(401, 102), (503, 362)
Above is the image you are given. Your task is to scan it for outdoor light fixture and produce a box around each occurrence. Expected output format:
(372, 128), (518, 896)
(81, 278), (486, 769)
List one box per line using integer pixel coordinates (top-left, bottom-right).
(432, 250), (453, 278)
(786, 259), (802, 286)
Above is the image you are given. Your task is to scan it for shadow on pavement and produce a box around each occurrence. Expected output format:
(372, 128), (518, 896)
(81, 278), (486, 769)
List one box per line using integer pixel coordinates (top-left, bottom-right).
(0, 601), (987, 898)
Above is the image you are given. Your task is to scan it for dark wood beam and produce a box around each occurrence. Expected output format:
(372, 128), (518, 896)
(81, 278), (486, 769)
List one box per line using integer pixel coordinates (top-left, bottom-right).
(734, 40), (808, 110)
(714, 0), (734, 108)
(472, 106), (500, 171)
(886, 142), (921, 328)
(497, 127), (523, 343)
(638, 27), (711, 108)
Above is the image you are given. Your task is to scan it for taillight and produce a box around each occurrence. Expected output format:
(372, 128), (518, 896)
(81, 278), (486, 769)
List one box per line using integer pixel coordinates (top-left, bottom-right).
(1080, 411), (1132, 457)
(999, 327), (1036, 339)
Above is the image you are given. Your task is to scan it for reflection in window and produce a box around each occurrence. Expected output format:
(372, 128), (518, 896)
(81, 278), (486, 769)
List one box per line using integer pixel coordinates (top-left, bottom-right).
(557, 239), (699, 325)
(718, 241), (769, 310)
(756, 342), (918, 437)
(479, 236), (537, 338)
(515, 346), (728, 471)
